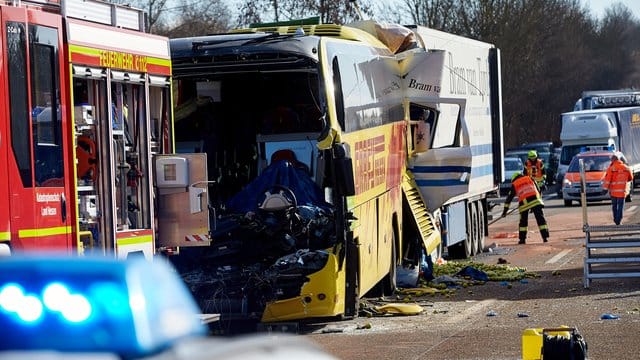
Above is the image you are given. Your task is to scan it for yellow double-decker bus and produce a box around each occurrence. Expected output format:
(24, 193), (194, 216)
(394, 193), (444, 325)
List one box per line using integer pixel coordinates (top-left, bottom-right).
(156, 20), (503, 327)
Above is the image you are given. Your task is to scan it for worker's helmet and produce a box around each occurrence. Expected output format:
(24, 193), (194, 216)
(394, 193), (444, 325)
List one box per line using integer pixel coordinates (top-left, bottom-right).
(511, 171), (521, 182)
(528, 150), (537, 159)
(611, 152), (622, 161)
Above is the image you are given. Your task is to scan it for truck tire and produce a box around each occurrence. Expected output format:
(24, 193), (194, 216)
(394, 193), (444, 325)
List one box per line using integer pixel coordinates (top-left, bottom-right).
(470, 203), (479, 256)
(564, 199), (572, 207)
(476, 201), (486, 255)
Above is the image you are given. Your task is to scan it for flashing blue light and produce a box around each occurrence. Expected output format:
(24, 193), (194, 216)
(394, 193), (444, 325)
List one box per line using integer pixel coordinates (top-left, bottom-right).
(0, 255), (205, 358)
(18, 295), (43, 322)
(0, 283), (25, 312)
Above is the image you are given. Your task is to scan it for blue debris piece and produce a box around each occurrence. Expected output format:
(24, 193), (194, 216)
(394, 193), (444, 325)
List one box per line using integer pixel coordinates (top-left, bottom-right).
(500, 281), (510, 286)
(486, 310), (498, 317)
(455, 266), (489, 281)
(519, 279), (529, 284)
(600, 313), (620, 320)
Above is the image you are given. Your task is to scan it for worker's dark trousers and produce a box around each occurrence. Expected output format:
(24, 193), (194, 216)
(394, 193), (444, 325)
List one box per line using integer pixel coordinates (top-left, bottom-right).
(611, 196), (625, 225)
(519, 205), (549, 242)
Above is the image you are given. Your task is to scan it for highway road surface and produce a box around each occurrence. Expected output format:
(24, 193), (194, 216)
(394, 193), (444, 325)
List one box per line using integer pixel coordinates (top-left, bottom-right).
(304, 186), (640, 360)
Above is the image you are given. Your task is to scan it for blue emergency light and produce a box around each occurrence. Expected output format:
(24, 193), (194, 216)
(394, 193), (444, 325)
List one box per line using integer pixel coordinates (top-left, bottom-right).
(0, 255), (205, 358)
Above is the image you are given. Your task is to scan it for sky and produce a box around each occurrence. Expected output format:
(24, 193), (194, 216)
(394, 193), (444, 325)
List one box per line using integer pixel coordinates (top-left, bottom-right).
(582, 0), (640, 19)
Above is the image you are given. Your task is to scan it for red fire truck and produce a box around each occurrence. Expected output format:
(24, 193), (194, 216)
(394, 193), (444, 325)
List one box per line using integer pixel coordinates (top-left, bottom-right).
(0, 0), (172, 258)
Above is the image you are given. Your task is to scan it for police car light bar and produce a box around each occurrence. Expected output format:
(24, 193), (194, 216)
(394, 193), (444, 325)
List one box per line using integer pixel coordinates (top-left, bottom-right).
(579, 145), (615, 153)
(0, 255), (205, 358)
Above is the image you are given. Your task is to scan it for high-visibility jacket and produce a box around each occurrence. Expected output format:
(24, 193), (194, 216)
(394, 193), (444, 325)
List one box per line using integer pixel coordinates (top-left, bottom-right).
(604, 159), (633, 198)
(524, 158), (545, 184)
(504, 175), (544, 212)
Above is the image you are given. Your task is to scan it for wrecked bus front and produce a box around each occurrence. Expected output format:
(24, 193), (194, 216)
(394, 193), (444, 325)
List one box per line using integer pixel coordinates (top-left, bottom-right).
(162, 23), (440, 326)
(165, 31), (347, 323)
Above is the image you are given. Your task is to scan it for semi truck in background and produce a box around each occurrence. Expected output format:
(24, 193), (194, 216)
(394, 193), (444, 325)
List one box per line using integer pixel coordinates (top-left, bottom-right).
(155, 20), (503, 325)
(558, 90), (640, 193)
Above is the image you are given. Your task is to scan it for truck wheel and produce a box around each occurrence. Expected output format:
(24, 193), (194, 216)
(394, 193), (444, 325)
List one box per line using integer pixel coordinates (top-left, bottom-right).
(476, 201), (486, 255)
(470, 203), (479, 256)
(564, 199), (572, 206)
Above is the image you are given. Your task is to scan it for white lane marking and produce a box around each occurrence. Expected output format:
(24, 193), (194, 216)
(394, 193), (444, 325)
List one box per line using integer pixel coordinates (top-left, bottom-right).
(546, 249), (572, 264)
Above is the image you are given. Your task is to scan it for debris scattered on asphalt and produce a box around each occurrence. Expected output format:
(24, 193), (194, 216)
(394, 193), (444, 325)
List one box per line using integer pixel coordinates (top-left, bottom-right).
(497, 257), (509, 264)
(455, 265), (489, 281)
(600, 313), (620, 320)
(321, 327), (345, 333)
(359, 300), (424, 317)
(486, 310), (498, 317)
(432, 261), (537, 282)
(517, 312), (529, 317)
(398, 287), (439, 296)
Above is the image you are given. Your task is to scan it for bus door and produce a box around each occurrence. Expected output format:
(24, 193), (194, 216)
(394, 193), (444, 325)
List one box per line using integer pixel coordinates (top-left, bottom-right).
(2, 6), (73, 251)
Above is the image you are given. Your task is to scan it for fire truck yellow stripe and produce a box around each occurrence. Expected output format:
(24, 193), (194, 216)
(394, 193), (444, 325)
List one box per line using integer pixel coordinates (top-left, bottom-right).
(117, 235), (152, 246)
(0, 232), (10, 241)
(69, 44), (171, 67)
(18, 226), (72, 238)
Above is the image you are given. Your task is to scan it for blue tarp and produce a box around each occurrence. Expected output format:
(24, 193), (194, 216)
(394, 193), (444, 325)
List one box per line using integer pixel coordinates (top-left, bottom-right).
(454, 266), (489, 282)
(226, 160), (331, 213)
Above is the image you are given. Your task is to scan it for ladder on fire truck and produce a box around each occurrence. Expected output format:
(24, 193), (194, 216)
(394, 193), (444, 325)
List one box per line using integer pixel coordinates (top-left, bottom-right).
(578, 159), (640, 287)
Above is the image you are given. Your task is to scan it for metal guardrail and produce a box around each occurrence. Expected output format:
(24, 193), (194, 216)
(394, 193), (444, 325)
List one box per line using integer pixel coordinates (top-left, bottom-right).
(581, 158), (640, 287)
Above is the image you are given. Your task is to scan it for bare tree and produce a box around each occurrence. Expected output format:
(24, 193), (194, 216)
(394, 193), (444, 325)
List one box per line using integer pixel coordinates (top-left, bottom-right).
(161, 0), (231, 38)
(592, 3), (640, 89)
(235, 0), (373, 27)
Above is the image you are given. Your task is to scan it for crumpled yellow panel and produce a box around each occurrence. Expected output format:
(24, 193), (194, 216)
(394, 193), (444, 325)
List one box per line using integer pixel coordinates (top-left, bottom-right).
(374, 303), (423, 316)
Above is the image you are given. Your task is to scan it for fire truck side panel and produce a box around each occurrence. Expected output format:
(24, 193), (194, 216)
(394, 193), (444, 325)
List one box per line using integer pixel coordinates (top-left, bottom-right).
(0, 0), (171, 256)
(2, 5), (74, 252)
(0, 9), (9, 245)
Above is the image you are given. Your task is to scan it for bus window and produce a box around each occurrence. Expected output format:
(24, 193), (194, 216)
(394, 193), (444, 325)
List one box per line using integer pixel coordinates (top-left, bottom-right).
(328, 43), (403, 133)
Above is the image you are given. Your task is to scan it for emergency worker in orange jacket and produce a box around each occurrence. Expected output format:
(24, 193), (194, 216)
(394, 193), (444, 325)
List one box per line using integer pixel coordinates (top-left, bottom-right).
(523, 150), (545, 188)
(603, 152), (633, 225)
(502, 171), (549, 244)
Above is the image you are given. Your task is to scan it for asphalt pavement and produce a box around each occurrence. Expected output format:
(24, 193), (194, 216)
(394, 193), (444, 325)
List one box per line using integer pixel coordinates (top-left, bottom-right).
(305, 185), (640, 360)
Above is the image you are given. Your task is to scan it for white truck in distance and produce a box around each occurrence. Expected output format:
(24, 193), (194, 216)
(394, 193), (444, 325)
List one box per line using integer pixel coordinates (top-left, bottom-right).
(558, 90), (640, 192)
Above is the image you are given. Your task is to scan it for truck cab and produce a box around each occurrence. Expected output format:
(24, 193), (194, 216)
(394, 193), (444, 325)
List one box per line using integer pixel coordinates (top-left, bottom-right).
(558, 109), (619, 192)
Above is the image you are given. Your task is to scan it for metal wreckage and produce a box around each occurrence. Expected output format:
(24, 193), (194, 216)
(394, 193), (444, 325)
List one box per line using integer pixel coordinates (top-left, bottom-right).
(170, 159), (338, 321)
